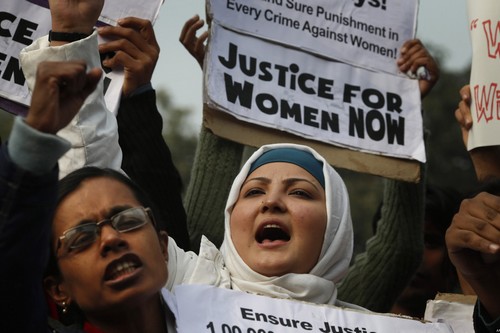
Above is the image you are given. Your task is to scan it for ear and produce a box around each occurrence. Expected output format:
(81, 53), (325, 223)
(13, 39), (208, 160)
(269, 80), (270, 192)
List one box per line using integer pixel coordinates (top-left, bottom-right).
(159, 231), (169, 262)
(44, 275), (71, 307)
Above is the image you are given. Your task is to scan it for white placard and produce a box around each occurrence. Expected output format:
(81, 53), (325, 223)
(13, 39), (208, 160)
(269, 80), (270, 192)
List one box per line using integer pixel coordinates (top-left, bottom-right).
(205, 24), (425, 162)
(424, 299), (474, 333)
(467, 0), (500, 149)
(167, 285), (453, 333)
(0, 0), (163, 115)
(208, 0), (418, 76)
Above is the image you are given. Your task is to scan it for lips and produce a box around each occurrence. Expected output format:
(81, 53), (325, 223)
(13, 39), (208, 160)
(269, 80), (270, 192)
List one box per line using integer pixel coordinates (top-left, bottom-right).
(256, 223), (291, 244)
(104, 253), (143, 282)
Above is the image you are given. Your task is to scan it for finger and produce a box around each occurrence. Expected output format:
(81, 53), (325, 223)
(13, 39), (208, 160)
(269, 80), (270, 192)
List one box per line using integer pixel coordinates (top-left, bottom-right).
(116, 17), (159, 51)
(196, 30), (209, 46)
(477, 192), (500, 221)
(99, 38), (142, 61)
(447, 226), (500, 256)
(46, 61), (89, 94)
(117, 16), (150, 30)
(180, 15), (201, 41)
(457, 100), (473, 128)
(399, 39), (420, 55)
(459, 84), (471, 102)
(101, 50), (138, 70)
(398, 47), (428, 71)
(180, 18), (205, 48)
(99, 26), (149, 53)
(458, 194), (500, 229)
(99, 28), (159, 67)
(194, 30), (208, 54)
(102, 50), (155, 82)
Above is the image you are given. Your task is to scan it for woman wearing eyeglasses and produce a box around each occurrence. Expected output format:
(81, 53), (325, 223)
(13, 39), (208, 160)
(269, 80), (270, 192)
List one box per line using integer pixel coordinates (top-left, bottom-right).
(0, 56), (177, 333)
(0, 0), (175, 331)
(44, 167), (173, 333)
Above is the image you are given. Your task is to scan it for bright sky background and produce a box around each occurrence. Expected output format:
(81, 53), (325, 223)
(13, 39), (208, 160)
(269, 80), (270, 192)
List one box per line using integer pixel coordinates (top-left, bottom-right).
(152, 0), (471, 130)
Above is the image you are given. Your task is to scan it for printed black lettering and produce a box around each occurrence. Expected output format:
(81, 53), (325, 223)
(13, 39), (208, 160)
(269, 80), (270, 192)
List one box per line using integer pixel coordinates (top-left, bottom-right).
(386, 113), (405, 145)
(304, 106), (319, 128)
(318, 77), (334, 100)
(1, 55), (25, 86)
(365, 110), (385, 141)
(281, 100), (302, 122)
(386, 92), (402, 113)
(349, 106), (365, 139)
(219, 43), (238, 69)
(13, 18), (38, 45)
(240, 308), (255, 320)
(321, 110), (339, 132)
(258, 61), (273, 81)
(362, 88), (385, 109)
(0, 12), (16, 38)
(343, 84), (361, 103)
(256, 93), (278, 114)
(224, 73), (254, 108)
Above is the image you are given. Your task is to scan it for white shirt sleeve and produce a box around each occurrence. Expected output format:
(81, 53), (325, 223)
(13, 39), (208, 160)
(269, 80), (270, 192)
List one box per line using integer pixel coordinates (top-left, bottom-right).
(19, 31), (122, 179)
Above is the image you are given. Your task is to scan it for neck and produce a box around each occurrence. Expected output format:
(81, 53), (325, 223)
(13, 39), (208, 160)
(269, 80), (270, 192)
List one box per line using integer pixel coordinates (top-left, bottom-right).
(86, 293), (168, 333)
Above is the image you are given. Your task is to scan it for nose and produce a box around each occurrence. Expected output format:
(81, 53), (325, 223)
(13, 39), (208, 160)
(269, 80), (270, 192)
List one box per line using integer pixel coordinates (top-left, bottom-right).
(260, 192), (286, 213)
(99, 225), (128, 257)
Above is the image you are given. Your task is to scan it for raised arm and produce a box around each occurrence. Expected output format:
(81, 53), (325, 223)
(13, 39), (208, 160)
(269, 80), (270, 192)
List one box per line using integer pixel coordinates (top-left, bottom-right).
(19, 0), (122, 178)
(0, 60), (101, 333)
(446, 188), (500, 332)
(97, 17), (191, 250)
(337, 176), (424, 312)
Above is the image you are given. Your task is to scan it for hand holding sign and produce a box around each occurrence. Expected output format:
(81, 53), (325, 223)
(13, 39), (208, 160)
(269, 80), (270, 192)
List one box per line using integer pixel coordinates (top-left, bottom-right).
(446, 190), (500, 319)
(397, 39), (439, 99)
(455, 84), (473, 147)
(179, 15), (208, 69)
(98, 17), (160, 96)
(455, 84), (500, 181)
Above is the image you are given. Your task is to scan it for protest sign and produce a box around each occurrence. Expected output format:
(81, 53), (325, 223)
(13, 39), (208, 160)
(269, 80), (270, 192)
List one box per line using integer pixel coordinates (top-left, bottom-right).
(0, 0), (163, 116)
(203, 106), (421, 182)
(0, 0), (46, 116)
(424, 293), (476, 333)
(166, 284), (454, 333)
(205, 24), (425, 162)
(208, 0), (418, 76)
(467, 0), (500, 149)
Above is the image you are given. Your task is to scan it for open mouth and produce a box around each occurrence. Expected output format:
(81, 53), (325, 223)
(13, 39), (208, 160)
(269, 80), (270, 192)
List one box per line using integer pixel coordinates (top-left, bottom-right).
(256, 224), (291, 244)
(104, 254), (143, 282)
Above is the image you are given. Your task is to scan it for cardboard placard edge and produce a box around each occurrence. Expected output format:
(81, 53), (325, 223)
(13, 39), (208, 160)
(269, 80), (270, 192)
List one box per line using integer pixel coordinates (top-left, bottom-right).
(203, 105), (421, 183)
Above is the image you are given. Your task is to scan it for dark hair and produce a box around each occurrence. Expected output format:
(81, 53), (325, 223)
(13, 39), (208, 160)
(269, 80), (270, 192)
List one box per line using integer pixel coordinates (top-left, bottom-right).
(57, 167), (155, 213)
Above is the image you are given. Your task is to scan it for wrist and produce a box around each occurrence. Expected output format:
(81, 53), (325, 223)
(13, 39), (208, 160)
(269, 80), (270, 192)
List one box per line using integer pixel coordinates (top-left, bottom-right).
(49, 29), (93, 46)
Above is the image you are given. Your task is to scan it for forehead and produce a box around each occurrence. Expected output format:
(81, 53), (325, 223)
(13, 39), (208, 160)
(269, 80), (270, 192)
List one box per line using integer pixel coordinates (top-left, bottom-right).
(54, 177), (141, 234)
(246, 162), (321, 184)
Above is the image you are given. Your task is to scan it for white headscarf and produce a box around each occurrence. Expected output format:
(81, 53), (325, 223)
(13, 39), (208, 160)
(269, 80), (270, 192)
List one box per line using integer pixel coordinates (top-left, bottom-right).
(220, 143), (353, 305)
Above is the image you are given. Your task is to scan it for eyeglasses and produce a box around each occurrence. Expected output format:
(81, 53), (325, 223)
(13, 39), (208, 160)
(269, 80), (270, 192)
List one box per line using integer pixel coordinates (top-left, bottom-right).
(56, 207), (154, 255)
